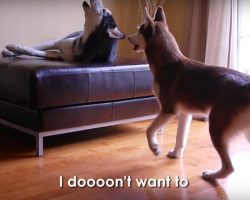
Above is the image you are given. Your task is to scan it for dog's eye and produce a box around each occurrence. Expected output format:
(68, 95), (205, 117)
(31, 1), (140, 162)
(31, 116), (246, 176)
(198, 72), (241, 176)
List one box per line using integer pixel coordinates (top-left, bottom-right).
(102, 8), (111, 16)
(139, 24), (144, 32)
(137, 24), (144, 32)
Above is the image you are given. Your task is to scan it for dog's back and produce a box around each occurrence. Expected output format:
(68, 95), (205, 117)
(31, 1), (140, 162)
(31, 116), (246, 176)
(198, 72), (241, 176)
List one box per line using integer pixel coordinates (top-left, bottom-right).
(156, 60), (250, 114)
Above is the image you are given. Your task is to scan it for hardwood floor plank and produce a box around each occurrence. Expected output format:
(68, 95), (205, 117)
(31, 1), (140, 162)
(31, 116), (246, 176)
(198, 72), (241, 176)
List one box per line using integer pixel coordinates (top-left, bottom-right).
(0, 119), (250, 200)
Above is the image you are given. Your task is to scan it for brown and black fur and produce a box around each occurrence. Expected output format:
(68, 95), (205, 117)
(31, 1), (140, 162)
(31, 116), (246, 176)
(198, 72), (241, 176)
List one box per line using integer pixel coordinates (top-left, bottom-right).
(128, 6), (250, 180)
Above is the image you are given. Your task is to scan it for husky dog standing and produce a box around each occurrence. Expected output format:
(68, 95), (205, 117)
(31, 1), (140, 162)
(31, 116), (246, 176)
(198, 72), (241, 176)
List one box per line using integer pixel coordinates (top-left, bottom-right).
(128, 6), (250, 180)
(1, 0), (125, 63)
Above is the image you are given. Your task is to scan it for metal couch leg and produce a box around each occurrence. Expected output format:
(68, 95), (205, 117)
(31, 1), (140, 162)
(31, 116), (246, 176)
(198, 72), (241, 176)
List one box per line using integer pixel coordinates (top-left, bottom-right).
(36, 134), (44, 157)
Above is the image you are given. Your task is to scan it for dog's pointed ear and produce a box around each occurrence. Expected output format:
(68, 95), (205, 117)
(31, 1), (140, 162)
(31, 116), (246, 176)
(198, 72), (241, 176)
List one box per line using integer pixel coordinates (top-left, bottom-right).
(154, 6), (166, 24)
(82, 1), (90, 9)
(144, 7), (154, 26)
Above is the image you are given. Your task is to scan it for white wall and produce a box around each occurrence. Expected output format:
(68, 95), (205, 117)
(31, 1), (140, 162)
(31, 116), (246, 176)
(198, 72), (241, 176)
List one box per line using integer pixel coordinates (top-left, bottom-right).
(0, 0), (84, 48)
(0, 0), (191, 58)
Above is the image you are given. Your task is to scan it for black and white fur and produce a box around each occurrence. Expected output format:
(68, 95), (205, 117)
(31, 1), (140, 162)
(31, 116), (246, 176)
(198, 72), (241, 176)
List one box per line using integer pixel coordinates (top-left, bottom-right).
(1, 0), (125, 63)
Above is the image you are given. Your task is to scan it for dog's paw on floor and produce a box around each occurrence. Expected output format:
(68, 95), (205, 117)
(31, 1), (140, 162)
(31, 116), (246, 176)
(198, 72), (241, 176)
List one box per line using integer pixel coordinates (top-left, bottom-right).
(167, 149), (183, 159)
(202, 167), (234, 181)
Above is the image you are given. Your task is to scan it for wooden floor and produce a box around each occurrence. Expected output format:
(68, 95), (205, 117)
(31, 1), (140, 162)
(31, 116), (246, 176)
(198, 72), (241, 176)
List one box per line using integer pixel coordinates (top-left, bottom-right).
(0, 119), (250, 200)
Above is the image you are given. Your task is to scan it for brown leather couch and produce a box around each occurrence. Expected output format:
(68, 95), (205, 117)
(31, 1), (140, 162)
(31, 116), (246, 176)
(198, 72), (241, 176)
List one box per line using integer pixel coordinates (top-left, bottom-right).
(0, 57), (159, 156)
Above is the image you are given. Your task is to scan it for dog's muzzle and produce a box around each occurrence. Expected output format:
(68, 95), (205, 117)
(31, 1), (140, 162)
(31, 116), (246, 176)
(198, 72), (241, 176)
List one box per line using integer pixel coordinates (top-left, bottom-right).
(108, 27), (125, 39)
(128, 35), (139, 51)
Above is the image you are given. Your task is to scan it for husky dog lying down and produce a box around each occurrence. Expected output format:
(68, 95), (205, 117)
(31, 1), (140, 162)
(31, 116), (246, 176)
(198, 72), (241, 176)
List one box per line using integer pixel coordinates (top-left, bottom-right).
(1, 0), (125, 63)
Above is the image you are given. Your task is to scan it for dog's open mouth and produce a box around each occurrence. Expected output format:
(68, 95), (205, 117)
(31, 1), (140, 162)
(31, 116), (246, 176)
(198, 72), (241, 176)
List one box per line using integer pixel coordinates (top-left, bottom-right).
(133, 44), (139, 51)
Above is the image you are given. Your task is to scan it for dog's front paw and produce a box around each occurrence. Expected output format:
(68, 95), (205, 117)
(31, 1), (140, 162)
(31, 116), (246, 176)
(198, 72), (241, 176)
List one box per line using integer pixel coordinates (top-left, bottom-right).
(147, 130), (161, 156)
(148, 142), (161, 156)
(167, 149), (183, 159)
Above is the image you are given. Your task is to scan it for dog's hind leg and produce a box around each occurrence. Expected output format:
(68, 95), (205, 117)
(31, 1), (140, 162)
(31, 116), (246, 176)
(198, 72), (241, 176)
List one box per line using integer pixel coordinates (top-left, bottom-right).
(168, 113), (192, 158)
(2, 40), (60, 58)
(147, 112), (175, 155)
(31, 39), (60, 51)
(202, 106), (234, 180)
(5, 44), (62, 60)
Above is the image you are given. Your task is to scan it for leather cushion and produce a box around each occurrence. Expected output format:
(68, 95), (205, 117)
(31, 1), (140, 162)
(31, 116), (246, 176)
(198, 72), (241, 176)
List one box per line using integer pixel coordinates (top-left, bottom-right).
(0, 57), (154, 109)
(0, 97), (159, 131)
